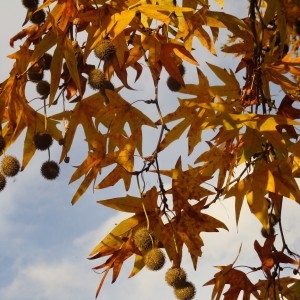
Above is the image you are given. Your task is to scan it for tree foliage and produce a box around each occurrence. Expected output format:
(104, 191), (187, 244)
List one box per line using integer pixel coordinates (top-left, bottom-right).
(1, 0), (300, 299)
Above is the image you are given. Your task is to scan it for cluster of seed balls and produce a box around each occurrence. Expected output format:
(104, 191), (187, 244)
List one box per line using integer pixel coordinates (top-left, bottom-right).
(22, 0), (46, 25)
(133, 227), (196, 300)
(27, 51), (52, 98)
(88, 39), (116, 98)
(0, 133), (60, 192)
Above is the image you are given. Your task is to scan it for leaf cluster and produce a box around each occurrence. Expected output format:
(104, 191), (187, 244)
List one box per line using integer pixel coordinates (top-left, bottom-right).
(1, 0), (300, 299)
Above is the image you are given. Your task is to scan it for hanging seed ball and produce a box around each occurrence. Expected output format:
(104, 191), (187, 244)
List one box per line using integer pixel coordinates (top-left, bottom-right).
(88, 69), (105, 90)
(36, 80), (50, 97)
(1, 155), (20, 177)
(94, 40), (116, 61)
(41, 160), (60, 180)
(165, 267), (187, 287)
(0, 135), (6, 152)
(30, 9), (46, 25)
(22, 0), (39, 9)
(27, 64), (44, 82)
(167, 76), (181, 92)
(144, 248), (165, 271)
(167, 64), (185, 92)
(174, 281), (196, 300)
(0, 173), (6, 192)
(133, 227), (154, 251)
(33, 132), (53, 151)
(38, 53), (52, 70)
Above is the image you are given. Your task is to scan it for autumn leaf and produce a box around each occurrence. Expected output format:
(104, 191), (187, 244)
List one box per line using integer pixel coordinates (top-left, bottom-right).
(254, 235), (300, 279)
(256, 277), (300, 300)
(159, 157), (214, 215)
(174, 201), (228, 268)
(204, 246), (261, 300)
(90, 234), (140, 298)
(98, 186), (159, 214)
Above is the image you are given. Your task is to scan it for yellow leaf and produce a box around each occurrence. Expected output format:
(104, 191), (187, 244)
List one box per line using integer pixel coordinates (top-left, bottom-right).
(89, 215), (142, 257)
(213, 0), (223, 8)
(63, 37), (82, 96)
(29, 30), (57, 65)
(49, 37), (64, 105)
(98, 187), (158, 213)
(71, 167), (99, 205)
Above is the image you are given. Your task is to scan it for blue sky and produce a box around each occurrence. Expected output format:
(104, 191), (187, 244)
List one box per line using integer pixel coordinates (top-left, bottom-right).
(0, 1), (299, 300)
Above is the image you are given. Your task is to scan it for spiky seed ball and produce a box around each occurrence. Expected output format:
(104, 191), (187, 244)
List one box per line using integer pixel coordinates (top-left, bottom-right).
(30, 9), (46, 25)
(33, 132), (53, 150)
(0, 173), (6, 192)
(88, 69), (105, 90)
(1, 155), (20, 177)
(0, 135), (6, 152)
(41, 160), (60, 180)
(36, 80), (50, 97)
(144, 248), (165, 271)
(38, 53), (52, 70)
(94, 40), (116, 61)
(167, 76), (181, 92)
(133, 227), (154, 251)
(174, 281), (196, 300)
(28, 64), (44, 82)
(165, 267), (187, 287)
(22, 0), (39, 9)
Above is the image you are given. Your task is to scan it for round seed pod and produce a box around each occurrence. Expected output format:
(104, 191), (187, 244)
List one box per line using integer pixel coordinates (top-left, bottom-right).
(144, 248), (165, 271)
(0, 135), (6, 152)
(27, 64), (44, 82)
(0, 173), (6, 192)
(22, 0), (39, 9)
(33, 132), (53, 150)
(133, 227), (154, 251)
(88, 69), (105, 90)
(167, 76), (181, 92)
(94, 40), (116, 61)
(30, 9), (46, 25)
(36, 80), (50, 97)
(1, 155), (20, 177)
(165, 267), (187, 287)
(174, 281), (196, 300)
(38, 53), (52, 70)
(41, 160), (60, 180)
